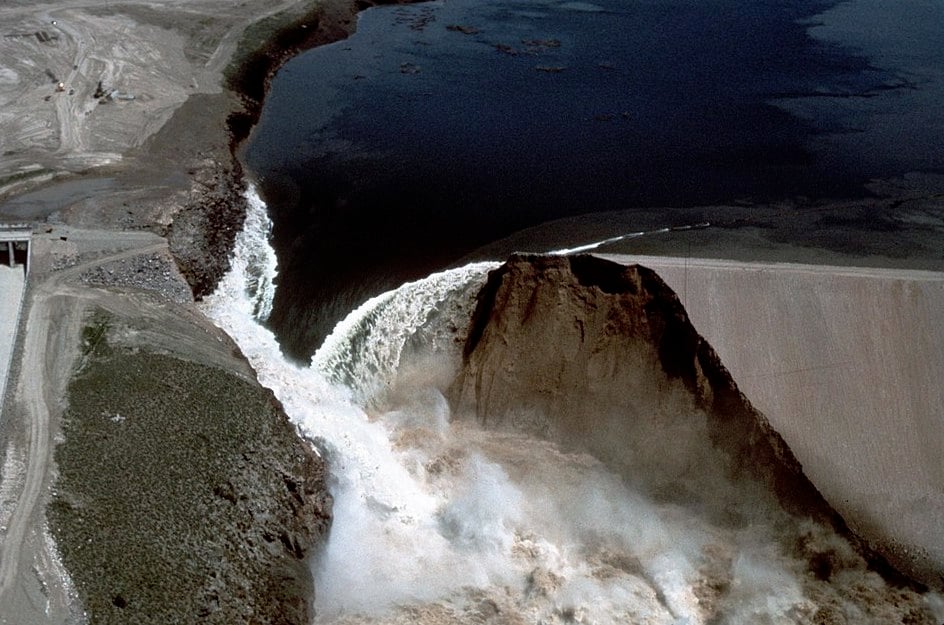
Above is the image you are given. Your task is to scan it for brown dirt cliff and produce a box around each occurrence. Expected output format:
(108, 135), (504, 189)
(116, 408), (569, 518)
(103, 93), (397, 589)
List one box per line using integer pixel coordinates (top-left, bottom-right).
(449, 254), (847, 531)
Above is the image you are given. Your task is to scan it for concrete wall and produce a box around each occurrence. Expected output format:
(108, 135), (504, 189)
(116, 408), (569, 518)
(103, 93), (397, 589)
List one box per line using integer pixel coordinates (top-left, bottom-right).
(0, 266), (25, 416)
(601, 254), (944, 583)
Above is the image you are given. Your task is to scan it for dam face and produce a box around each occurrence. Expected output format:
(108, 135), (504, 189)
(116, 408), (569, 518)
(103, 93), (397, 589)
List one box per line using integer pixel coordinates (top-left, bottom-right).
(601, 254), (944, 586)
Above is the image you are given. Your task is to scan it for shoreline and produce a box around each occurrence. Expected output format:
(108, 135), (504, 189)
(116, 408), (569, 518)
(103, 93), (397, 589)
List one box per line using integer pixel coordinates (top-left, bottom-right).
(0, 1), (434, 621)
(2, 0), (942, 291)
(0, 1), (381, 621)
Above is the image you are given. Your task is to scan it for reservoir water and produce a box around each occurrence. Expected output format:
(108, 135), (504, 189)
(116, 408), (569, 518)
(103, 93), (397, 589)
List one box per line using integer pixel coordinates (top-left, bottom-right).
(242, 0), (943, 358)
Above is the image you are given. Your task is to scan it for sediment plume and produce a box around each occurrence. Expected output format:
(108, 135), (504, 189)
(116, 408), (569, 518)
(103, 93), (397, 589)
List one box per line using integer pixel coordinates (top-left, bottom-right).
(205, 216), (942, 622)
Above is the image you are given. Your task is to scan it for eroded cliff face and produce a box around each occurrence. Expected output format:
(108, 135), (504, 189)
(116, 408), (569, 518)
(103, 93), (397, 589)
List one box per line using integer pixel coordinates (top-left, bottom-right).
(448, 254), (922, 592)
(450, 255), (833, 517)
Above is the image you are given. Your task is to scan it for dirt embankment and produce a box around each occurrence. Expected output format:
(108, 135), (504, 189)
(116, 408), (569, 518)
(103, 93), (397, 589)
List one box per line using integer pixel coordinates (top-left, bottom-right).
(448, 254), (939, 620)
(451, 255), (841, 522)
(596, 253), (944, 590)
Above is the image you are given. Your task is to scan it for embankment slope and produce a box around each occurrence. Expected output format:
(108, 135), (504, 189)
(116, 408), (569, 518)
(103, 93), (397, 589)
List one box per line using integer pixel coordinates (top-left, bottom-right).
(597, 253), (944, 587)
(449, 254), (834, 521)
(0, 229), (331, 624)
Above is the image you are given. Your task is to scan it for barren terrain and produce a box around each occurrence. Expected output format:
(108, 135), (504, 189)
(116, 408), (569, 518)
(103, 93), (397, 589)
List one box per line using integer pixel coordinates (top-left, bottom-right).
(0, 0), (308, 202)
(0, 2), (339, 620)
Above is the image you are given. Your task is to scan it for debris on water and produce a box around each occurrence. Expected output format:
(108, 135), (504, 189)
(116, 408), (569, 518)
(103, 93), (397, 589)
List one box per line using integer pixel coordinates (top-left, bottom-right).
(447, 24), (481, 35)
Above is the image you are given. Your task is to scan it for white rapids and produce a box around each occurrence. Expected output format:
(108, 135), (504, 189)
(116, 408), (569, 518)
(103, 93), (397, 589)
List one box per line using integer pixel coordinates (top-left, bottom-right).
(201, 186), (943, 625)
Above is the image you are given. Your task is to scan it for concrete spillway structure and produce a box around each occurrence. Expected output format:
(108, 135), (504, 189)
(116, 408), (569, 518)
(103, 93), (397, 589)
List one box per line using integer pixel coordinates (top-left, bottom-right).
(0, 226), (31, 276)
(600, 254), (944, 585)
(0, 225), (30, 417)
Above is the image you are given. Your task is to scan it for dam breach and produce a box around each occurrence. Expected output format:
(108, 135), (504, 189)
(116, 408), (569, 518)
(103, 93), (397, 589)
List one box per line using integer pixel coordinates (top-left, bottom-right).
(598, 253), (944, 588)
(204, 197), (943, 623)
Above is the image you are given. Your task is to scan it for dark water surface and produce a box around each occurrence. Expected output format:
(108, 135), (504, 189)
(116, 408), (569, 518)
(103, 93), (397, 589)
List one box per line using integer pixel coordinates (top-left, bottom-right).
(244, 0), (916, 359)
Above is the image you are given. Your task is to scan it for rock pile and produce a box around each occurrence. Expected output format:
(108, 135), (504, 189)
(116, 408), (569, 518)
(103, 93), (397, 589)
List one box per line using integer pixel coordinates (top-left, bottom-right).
(81, 253), (193, 304)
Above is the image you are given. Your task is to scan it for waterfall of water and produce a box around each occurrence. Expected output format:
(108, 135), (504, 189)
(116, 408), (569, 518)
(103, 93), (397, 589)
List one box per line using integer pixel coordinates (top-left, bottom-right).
(200, 187), (943, 625)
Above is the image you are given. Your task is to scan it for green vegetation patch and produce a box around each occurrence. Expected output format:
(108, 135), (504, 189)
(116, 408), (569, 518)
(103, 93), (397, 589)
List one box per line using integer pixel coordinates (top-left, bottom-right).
(49, 316), (330, 624)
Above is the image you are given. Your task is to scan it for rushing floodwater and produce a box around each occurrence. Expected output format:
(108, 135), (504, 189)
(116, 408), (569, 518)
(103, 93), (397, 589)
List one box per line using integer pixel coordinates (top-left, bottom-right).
(202, 189), (943, 624)
(217, 1), (944, 619)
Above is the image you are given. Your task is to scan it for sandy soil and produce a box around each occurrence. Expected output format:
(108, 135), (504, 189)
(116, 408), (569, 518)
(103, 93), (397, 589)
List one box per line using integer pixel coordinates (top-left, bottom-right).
(0, 227), (257, 623)
(600, 254), (944, 589)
